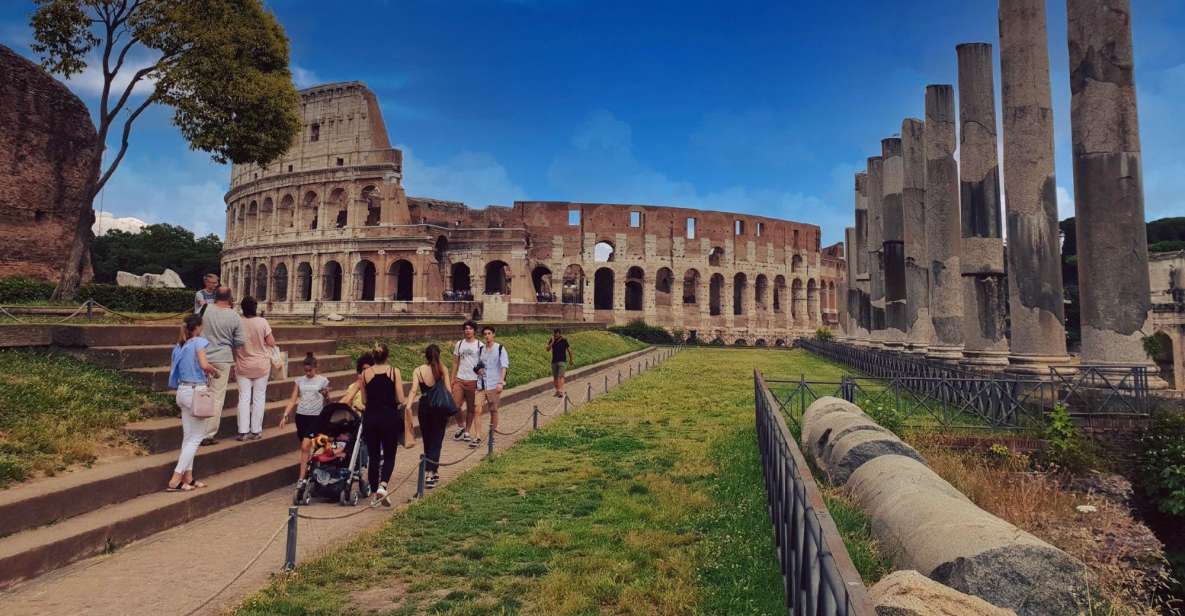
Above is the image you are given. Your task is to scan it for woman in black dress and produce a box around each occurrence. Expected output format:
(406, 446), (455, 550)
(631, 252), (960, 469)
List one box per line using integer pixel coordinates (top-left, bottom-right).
(356, 344), (407, 505)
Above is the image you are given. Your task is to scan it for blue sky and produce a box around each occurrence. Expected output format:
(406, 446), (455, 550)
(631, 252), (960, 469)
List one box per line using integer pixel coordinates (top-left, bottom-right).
(1, 1), (1182, 244)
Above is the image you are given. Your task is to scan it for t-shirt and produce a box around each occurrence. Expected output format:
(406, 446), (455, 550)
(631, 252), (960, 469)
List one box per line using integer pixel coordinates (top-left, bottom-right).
(202, 305), (246, 364)
(194, 289), (216, 314)
(477, 343), (509, 391)
(169, 337), (210, 388)
(453, 339), (482, 381)
(234, 317), (274, 379)
(295, 374), (330, 416)
(550, 337), (570, 364)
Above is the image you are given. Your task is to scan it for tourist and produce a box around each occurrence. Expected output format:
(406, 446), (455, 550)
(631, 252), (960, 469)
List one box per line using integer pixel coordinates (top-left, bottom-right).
(471, 325), (509, 449)
(356, 343), (407, 505)
(279, 353), (330, 489)
(193, 273), (218, 315)
(200, 287), (246, 445)
(450, 320), (481, 442)
(408, 344), (452, 489)
(546, 328), (573, 398)
(233, 296), (276, 441)
(338, 351), (375, 413)
(166, 314), (219, 492)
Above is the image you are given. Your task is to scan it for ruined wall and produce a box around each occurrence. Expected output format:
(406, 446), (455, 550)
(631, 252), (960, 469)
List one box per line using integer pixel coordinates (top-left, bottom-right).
(0, 44), (98, 282)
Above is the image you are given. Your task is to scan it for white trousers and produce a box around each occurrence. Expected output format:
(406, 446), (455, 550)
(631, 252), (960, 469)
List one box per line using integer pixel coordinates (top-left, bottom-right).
(174, 385), (207, 474)
(204, 362), (232, 439)
(236, 374), (269, 434)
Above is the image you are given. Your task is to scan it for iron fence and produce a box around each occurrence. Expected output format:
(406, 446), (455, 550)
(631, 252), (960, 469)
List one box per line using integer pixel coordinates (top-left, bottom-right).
(754, 370), (873, 616)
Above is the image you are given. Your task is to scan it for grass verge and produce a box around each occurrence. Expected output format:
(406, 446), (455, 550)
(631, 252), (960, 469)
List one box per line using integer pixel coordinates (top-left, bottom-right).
(0, 349), (173, 488)
(339, 329), (646, 389)
(238, 348), (858, 615)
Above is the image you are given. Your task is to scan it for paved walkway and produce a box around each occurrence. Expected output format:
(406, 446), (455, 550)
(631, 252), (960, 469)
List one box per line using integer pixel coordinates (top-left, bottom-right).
(1, 348), (672, 616)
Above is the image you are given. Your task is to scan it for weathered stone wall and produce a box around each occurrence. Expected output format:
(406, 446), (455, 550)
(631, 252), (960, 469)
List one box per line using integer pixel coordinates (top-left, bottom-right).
(0, 45), (98, 282)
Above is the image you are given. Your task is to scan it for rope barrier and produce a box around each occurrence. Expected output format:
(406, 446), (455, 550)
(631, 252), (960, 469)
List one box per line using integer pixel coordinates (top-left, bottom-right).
(0, 306), (26, 323)
(419, 443), (483, 468)
(293, 466), (416, 521)
(534, 396), (568, 418)
(88, 301), (190, 323)
(180, 517), (288, 616)
(491, 409), (535, 436)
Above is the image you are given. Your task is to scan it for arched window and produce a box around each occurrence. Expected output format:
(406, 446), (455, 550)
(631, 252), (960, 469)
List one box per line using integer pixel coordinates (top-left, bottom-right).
(594, 267), (614, 309)
(450, 262), (471, 298)
(625, 266), (644, 311)
(807, 279), (819, 321)
(323, 261), (342, 301)
(683, 269), (700, 304)
(531, 266), (554, 301)
(296, 262), (313, 301)
(791, 254), (803, 273)
(484, 260), (511, 295)
(242, 266), (252, 300)
(562, 265), (585, 304)
(277, 194), (295, 230)
(255, 264), (268, 301)
(361, 185), (381, 226)
(708, 246), (724, 267)
(733, 273), (747, 315)
(709, 273), (724, 316)
(354, 260), (377, 301)
(302, 191), (318, 230)
(434, 236), (448, 263)
(234, 204), (245, 240)
(594, 241), (615, 263)
(259, 198), (274, 236)
(773, 275), (787, 313)
(792, 278), (804, 321)
(390, 260), (414, 301)
(655, 267), (673, 307)
(245, 201), (258, 237)
(755, 274), (768, 310)
(330, 188), (348, 228)
(273, 263), (288, 301)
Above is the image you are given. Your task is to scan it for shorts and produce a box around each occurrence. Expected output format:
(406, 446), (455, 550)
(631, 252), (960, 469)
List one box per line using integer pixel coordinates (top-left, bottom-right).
(480, 389), (501, 414)
(294, 413), (319, 442)
(452, 378), (477, 412)
(551, 361), (567, 378)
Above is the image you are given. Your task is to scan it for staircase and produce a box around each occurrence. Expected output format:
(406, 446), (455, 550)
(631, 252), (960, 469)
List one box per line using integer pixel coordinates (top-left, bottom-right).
(0, 326), (355, 590)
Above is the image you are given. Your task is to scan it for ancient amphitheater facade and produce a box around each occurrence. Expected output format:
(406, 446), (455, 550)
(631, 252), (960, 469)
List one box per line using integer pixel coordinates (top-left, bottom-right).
(221, 82), (846, 344)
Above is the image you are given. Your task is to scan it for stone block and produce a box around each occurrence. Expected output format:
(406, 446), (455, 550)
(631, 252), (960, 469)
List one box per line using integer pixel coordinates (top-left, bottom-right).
(869, 570), (1016, 615)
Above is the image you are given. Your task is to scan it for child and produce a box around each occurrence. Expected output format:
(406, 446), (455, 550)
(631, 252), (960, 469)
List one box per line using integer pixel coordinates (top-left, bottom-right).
(312, 429), (351, 464)
(279, 353), (330, 489)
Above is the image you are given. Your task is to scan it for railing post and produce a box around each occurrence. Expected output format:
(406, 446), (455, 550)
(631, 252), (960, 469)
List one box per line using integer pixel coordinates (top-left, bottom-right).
(564, 394), (570, 414)
(487, 418), (495, 457)
(85, 299), (93, 321)
(416, 456), (426, 498)
(532, 405), (539, 430)
(587, 382), (593, 401)
(605, 374), (609, 391)
(284, 506), (298, 571)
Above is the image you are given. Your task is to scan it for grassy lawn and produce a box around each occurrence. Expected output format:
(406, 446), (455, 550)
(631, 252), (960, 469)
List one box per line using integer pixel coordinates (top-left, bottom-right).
(339, 330), (647, 389)
(240, 348), (871, 615)
(0, 349), (174, 488)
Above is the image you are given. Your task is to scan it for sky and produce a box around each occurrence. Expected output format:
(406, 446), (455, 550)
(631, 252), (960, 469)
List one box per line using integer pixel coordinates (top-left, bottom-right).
(1, 0), (1182, 245)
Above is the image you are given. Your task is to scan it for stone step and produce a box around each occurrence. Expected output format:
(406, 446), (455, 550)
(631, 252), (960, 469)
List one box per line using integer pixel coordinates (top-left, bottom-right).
(85, 339), (340, 370)
(0, 453), (298, 591)
(121, 353), (353, 389)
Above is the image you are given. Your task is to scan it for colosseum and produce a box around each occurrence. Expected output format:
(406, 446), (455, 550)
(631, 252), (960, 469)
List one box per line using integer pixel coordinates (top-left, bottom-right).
(221, 82), (847, 344)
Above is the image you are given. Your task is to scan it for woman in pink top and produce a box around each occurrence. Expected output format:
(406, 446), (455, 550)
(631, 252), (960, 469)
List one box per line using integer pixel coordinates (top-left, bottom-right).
(233, 296), (276, 440)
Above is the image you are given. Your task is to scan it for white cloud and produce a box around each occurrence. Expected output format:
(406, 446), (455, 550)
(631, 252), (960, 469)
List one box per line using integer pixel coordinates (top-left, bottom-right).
(1056, 185), (1074, 221)
(398, 144), (524, 208)
(65, 55), (158, 99)
(291, 64), (320, 89)
(94, 156), (229, 238)
(93, 211), (148, 235)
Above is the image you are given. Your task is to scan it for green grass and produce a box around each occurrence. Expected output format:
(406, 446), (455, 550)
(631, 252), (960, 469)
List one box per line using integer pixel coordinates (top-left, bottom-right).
(0, 349), (174, 488)
(238, 348), (866, 615)
(820, 487), (893, 584)
(339, 329), (647, 389)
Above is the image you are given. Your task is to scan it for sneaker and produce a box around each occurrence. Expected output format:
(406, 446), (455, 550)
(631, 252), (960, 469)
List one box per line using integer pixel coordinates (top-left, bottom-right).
(461, 432), (473, 442)
(236, 433), (249, 442)
(250, 432), (262, 440)
(468, 436), (483, 449)
(425, 474), (439, 489)
(374, 482), (391, 506)
(200, 438), (218, 446)
(452, 428), (466, 441)
(296, 478), (307, 489)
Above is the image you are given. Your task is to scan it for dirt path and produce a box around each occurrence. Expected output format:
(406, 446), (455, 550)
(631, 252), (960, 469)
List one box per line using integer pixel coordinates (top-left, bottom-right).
(1, 348), (671, 616)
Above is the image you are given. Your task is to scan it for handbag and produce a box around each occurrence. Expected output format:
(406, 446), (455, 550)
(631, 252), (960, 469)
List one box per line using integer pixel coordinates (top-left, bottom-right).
(400, 403), (416, 449)
(423, 377), (460, 417)
(269, 348), (288, 381)
(192, 385), (217, 418)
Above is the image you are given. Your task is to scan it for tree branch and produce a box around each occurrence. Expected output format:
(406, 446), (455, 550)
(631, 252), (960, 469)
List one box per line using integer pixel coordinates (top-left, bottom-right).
(95, 95), (156, 196)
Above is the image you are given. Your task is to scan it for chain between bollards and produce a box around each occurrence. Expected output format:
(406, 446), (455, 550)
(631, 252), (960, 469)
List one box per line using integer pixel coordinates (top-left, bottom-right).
(284, 507), (298, 571)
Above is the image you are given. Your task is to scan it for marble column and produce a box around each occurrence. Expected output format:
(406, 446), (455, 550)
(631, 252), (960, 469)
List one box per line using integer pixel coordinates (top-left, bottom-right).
(881, 137), (907, 350)
(844, 226), (859, 340)
(854, 172), (871, 343)
(1067, 0), (1162, 382)
(999, 0), (1073, 374)
(902, 118), (932, 354)
(957, 43), (1010, 368)
(923, 85), (965, 361)
(866, 157), (887, 347)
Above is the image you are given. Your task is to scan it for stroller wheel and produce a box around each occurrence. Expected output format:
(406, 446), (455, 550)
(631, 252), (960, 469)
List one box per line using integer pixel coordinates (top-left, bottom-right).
(359, 480), (371, 498)
(299, 481), (313, 506)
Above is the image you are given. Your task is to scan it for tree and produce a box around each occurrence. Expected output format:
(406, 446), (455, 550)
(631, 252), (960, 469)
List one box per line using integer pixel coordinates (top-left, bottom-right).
(91, 223), (222, 287)
(29, 0), (301, 299)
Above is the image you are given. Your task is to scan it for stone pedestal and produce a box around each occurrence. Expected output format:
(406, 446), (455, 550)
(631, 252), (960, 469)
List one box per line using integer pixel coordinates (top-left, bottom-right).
(923, 85), (965, 362)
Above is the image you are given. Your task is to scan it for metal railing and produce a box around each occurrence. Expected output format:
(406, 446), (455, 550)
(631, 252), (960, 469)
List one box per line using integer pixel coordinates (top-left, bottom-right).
(754, 370), (873, 616)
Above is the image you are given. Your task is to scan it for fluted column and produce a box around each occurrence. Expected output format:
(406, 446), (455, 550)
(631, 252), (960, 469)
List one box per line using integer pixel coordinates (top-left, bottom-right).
(866, 157), (886, 347)
(854, 173), (871, 344)
(902, 118), (932, 354)
(957, 43), (1010, 368)
(924, 85), (965, 361)
(882, 137), (907, 350)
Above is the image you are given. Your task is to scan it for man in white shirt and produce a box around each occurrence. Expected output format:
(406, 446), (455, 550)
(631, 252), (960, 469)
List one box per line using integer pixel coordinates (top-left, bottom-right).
(450, 320), (482, 442)
(194, 273), (218, 314)
(470, 325), (509, 448)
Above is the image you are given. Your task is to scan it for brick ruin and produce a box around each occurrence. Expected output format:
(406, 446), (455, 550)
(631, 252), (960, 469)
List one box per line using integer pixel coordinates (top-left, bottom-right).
(0, 45), (98, 283)
(221, 81), (845, 344)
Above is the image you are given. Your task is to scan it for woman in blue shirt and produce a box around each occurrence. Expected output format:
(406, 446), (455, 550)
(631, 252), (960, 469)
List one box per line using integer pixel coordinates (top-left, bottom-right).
(167, 314), (221, 491)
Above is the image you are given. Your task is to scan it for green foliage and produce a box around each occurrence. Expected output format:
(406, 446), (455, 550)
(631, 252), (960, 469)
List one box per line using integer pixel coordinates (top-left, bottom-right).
(862, 398), (906, 435)
(1137, 411), (1185, 516)
(669, 328), (686, 344)
(0, 277), (56, 304)
(1149, 240), (1185, 253)
(1034, 404), (1095, 473)
(76, 284), (193, 313)
(1142, 334), (1166, 360)
(820, 488), (892, 584)
(91, 224), (221, 288)
(607, 319), (674, 344)
(814, 327), (833, 342)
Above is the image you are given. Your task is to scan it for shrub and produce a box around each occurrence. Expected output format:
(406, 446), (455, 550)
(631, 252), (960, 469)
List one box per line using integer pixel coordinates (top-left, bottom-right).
(1137, 411), (1185, 516)
(814, 327), (833, 342)
(669, 328), (686, 344)
(607, 320), (674, 344)
(1033, 404), (1095, 474)
(77, 284), (193, 313)
(863, 398), (906, 435)
(0, 277), (56, 304)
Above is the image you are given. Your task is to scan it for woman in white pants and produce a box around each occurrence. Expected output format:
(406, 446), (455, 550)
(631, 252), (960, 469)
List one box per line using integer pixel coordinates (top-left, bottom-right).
(233, 296), (276, 440)
(168, 314), (220, 492)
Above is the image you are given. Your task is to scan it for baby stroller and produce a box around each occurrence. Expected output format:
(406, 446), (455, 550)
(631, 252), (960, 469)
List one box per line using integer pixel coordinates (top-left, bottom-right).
(294, 403), (369, 506)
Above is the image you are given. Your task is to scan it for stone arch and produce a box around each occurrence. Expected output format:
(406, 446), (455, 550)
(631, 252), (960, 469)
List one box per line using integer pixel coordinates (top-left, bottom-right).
(255, 263), (268, 300)
(709, 273), (724, 316)
(683, 269), (701, 304)
(302, 191), (318, 230)
(828, 280), (836, 312)
(733, 272), (747, 316)
(389, 259), (414, 301)
(595, 240), (615, 263)
(562, 264), (585, 304)
(791, 254), (803, 274)
(792, 278), (804, 322)
(329, 188), (348, 228)
(531, 265), (554, 301)
(625, 266), (644, 311)
(323, 260), (343, 301)
(755, 274), (769, 310)
(708, 246), (724, 267)
(361, 185), (381, 226)
(734, 338), (748, 346)
(775, 338), (787, 347)
(807, 278), (819, 323)
(755, 338), (768, 347)
(245, 201), (258, 237)
(277, 194), (295, 230)
(259, 197), (274, 235)
(594, 267), (614, 310)
(450, 262), (471, 296)
(1150, 331), (1176, 389)
(296, 262), (313, 301)
(774, 275), (787, 313)
(484, 260), (511, 295)
(655, 267), (673, 307)
(234, 203), (245, 240)
(434, 236), (448, 263)
(354, 259), (377, 301)
(273, 263), (288, 301)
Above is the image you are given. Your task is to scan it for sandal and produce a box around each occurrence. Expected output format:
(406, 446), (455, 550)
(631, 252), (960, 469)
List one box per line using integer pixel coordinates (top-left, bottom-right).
(166, 482), (194, 492)
(187, 480), (207, 489)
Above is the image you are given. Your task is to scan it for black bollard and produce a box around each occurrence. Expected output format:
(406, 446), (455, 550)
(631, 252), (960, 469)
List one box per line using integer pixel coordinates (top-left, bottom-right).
(284, 507), (298, 570)
(532, 405), (539, 430)
(415, 456), (426, 498)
